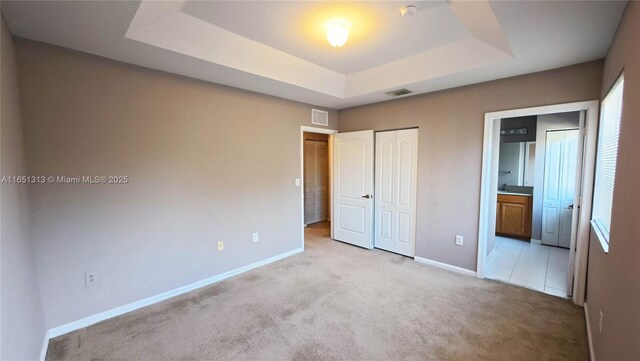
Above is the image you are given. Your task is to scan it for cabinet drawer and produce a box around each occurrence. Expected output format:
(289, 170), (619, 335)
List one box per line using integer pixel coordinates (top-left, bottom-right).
(497, 194), (530, 204)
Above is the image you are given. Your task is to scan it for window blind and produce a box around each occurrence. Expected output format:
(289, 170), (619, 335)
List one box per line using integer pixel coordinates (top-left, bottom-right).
(592, 75), (624, 242)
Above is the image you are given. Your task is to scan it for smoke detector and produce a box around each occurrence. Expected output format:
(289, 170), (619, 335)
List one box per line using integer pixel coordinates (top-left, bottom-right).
(400, 5), (417, 17)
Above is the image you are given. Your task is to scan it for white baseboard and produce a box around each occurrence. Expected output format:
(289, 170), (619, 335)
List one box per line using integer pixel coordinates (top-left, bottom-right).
(39, 330), (50, 361)
(584, 303), (596, 361)
(414, 257), (477, 277)
(47, 247), (303, 338)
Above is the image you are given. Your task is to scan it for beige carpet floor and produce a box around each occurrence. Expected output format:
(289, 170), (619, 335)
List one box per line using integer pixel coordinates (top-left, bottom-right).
(47, 224), (588, 360)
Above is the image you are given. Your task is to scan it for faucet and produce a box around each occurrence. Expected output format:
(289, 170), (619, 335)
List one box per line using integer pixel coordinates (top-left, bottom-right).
(500, 183), (508, 191)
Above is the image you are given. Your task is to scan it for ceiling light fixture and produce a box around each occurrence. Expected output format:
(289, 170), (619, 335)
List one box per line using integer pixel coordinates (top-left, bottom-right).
(327, 22), (349, 48)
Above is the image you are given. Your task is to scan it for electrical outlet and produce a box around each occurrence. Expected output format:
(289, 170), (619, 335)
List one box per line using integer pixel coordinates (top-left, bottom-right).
(85, 272), (97, 286)
(295, 178), (301, 187)
(217, 241), (224, 251)
(455, 235), (464, 246)
(252, 232), (259, 242)
(599, 311), (604, 334)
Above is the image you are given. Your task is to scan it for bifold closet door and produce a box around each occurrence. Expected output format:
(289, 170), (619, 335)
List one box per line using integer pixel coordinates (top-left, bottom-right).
(304, 140), (328, 224)
(541, 129), (579, 247)
(374, 129), (418, 257)
(332, 130), (374, 249)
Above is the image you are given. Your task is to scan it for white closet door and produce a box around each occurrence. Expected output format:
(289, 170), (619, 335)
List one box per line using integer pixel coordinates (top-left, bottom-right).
(559, 130), (579, 248)
(542, 130), (579, 247)
(304, 140), (328, 224)
(542, 132), (563, 245)
(374, 129), (418, 257)
(332, 130), (374, 249)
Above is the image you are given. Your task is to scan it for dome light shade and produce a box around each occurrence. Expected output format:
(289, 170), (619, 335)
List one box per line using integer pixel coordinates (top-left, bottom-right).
(327, 22), (349, 47)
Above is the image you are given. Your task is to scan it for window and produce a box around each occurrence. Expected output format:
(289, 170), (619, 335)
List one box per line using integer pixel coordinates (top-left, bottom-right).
(592, 74), (624, 248)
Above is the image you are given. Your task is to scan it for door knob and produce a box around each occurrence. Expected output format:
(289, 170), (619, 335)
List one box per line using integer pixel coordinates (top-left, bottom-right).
(362, 194), (371, 199)
(568, 204), (574, 209)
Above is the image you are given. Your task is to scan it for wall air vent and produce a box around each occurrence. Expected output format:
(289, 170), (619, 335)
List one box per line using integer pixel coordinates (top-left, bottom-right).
(311, 109), (329, 126)
(385, 88), (412, 97)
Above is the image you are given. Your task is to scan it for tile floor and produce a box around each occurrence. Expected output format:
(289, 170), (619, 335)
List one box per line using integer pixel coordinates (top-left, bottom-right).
(485, 236), (570, 298)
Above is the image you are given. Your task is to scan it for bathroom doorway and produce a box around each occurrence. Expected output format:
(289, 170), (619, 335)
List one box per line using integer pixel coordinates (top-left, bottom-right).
(477, 101), (599, 306)
(488, 112), (581, 298)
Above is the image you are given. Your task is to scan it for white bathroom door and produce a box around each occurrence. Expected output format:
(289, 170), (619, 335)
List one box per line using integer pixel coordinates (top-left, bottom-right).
(332, 130), (374, 249)
(374, 129), (418, 257)
(567, 112), (587, 295)
(542, 130), (579, 247)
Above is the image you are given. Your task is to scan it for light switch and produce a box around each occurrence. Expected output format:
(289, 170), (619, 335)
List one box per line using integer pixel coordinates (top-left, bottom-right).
(295, 178), (301, 187)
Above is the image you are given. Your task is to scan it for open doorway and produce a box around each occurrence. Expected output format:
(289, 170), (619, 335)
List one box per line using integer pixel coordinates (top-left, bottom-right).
(304, 132), (330, 230)
(300, 126), (337, 249)
(488, 112), (581, 298)
(477, 101), (599, 306)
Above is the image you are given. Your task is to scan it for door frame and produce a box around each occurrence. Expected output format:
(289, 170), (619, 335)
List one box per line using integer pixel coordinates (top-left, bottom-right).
(477, 100), (599, 306)
(300, 126), (338, 250)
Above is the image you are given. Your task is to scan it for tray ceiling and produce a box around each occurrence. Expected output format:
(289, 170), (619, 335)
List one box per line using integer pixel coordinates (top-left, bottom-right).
(1, 1), (627, 109)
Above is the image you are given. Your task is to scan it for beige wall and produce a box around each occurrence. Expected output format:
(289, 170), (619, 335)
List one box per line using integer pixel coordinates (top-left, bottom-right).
(15, 38), (337, 329)
(339, 61), (603, 271)
(586, 2), (640, 360)
(0, 13), (47, 360)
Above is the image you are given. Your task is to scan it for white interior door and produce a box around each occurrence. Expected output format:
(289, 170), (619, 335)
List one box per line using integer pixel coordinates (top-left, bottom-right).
(542, 132), (562, 245)
(542, 129), (579, 247)
(374, 129), (418, 257)
(559, 130), (579, 248)
(304, 140), (328, 224)
(332, 130), (374, 249)
(567, 112), (586, 296)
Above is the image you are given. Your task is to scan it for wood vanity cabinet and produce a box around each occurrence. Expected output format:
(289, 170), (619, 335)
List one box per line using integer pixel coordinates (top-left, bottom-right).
(496, 194), (532, 239)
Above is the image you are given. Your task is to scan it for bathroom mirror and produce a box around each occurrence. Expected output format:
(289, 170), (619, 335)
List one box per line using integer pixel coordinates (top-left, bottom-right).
(498, 141), (536, 187)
